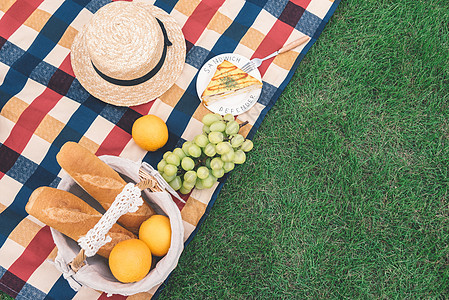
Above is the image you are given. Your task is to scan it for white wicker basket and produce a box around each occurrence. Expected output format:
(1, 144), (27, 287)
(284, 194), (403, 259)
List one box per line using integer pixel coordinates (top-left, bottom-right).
(50, 155), (184, 296)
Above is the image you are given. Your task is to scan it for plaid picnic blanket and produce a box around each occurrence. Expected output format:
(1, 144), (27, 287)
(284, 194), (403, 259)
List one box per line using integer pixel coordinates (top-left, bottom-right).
(0, 0), (339, 298)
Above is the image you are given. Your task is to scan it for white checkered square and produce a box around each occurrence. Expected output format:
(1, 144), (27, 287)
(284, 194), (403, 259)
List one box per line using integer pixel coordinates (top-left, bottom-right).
(8, 24), (39, 51)
(120, 140), (147, 162)
(180, 115), (203, 142)
(240, 102), (265, 125)
(0, 116), (14, 143)
(15, 79), (47, 105)
(307, 0), (333, 19)
(175, 63), (198, 91)
(262, 62), (289, 87)
(0, 238), (24, 269)
(190, 181), (219, 205)
(83, 116), (115, 145)
(43, 44), (70, 68)
(27, 260), (62, 294)
(48, 96), (80, 124)
(234, 43), (254, 60)
(0, 62), (8, 86)
(148, 99), (174, 122)
(182, 219), (196, 242)
(21, 134), (51, 165)
(170, 7), (189, 28)
(38, 0), (66, 15)
(196, 29), (221, 52)
(69, 7), (93, 32)
(0, 175), (22, 207)
(251, 9), (277, 35)
(219, 0), (245, 19)
(72, 286), (102, 300)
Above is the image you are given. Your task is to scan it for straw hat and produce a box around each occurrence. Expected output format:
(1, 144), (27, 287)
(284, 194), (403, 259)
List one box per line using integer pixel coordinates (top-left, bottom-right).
(71, 1), (186, 106)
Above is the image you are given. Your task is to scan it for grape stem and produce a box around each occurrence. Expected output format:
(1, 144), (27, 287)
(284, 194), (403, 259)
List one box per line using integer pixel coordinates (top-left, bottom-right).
(239, 121), (249, 128)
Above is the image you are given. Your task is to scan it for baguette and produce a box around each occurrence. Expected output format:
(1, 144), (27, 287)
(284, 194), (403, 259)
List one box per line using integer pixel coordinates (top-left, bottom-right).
(56, 142), (155, 234)
(25, 186), (135, 258)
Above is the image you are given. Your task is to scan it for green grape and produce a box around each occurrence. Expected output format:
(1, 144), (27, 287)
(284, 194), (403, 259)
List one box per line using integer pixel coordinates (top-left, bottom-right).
(182, 180), (195, 190)
(210, 121), (226, 132)
(195, 178), (205, 189)
(162, 172), (176, 183)
(168, 176), (182, 191)
(230, 134), (244, 148)
(182, 141), (193, 155)
(197, 166), (210, 179)
(240, 139), (254, 152)
(179, 186), (192, 195)
(184, 170), (197, 183)
(181, 157), (195, 171)
(188, 144), (202, 158)
(234, 149), (246, 164)
(202, 125), (211, 134)
(163, 151), (172, 160)
(223, 161), (235, 172)
(216, 142), (232, 155)
(205, 157), (211, 168)
(164, 164), (178, 176)
(223, 113), (234, 122)
(157, 159), (167, 172)
(225, 120), (239, 135)
(208, 131), (224, 144)
(166, 153), (180, 166)
(201, 174), (217, 189)
(212, 168), (225, 178)
(221, 148), (235, 162)
(202, 113), (221, 126)
(210, 157), (224, 170)
(173, 147), (186, 160)
(204, 143), (216, 157)
(194, 134), (209, 148)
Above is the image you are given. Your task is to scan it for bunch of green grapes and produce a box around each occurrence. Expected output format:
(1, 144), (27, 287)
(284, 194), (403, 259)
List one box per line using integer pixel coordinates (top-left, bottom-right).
(157, 113), (254, 194)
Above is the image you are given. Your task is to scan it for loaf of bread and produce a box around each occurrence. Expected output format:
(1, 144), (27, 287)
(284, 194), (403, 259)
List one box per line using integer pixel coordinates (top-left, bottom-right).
(25, 186), (135, 258)
(56, 142), (155, 234)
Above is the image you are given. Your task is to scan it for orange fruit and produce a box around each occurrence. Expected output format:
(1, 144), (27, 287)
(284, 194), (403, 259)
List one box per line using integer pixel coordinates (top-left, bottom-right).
(139, 215), (171, 257)
(132, 115), (168, 152)
(108, 239), (152, 283)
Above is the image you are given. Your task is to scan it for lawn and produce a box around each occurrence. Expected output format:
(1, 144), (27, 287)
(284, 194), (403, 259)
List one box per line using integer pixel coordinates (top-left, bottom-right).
(157, 0), (449, 298)
(2, 0), (449, 299)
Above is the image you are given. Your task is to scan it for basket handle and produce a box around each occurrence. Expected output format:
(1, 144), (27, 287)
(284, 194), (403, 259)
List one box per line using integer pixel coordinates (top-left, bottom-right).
(68, 172), (162, 272)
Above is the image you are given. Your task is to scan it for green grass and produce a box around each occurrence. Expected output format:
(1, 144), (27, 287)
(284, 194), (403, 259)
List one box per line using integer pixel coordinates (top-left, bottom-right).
(157, 0), (449, 299)
(2, 0), (449, 299)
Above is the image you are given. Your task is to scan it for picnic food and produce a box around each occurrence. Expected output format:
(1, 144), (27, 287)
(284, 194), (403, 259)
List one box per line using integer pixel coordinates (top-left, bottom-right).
(139, 215), (171, 257)
(108, 239), (152, 283)
(56, 142), (155, 234)
(201, 60), (262, 106)
(25, 186), (136, 258)
(132, 115), (169, 151)
(157, 113), (254, 194)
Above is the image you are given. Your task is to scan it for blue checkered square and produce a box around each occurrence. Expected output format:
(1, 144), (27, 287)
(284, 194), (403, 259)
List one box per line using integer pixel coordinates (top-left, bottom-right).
(16, 282), (47, 300)
(0, 41), (24, 66)
(7, 155), (39, 185)
(100, 103), (127, 124)
(85, 0), (111, 13)
(264, 0), (289, 18)
(66, 80), (91, 104)
(29, 61), (56, 87)
(185, 46), (210, 69)
(295, 10), (322, 37)
(0, 265), (6, 278)
(258, 82), (277, 106)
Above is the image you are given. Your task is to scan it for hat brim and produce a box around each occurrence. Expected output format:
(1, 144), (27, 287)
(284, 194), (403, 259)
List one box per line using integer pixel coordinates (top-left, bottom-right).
(71, 4), (186, 107)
